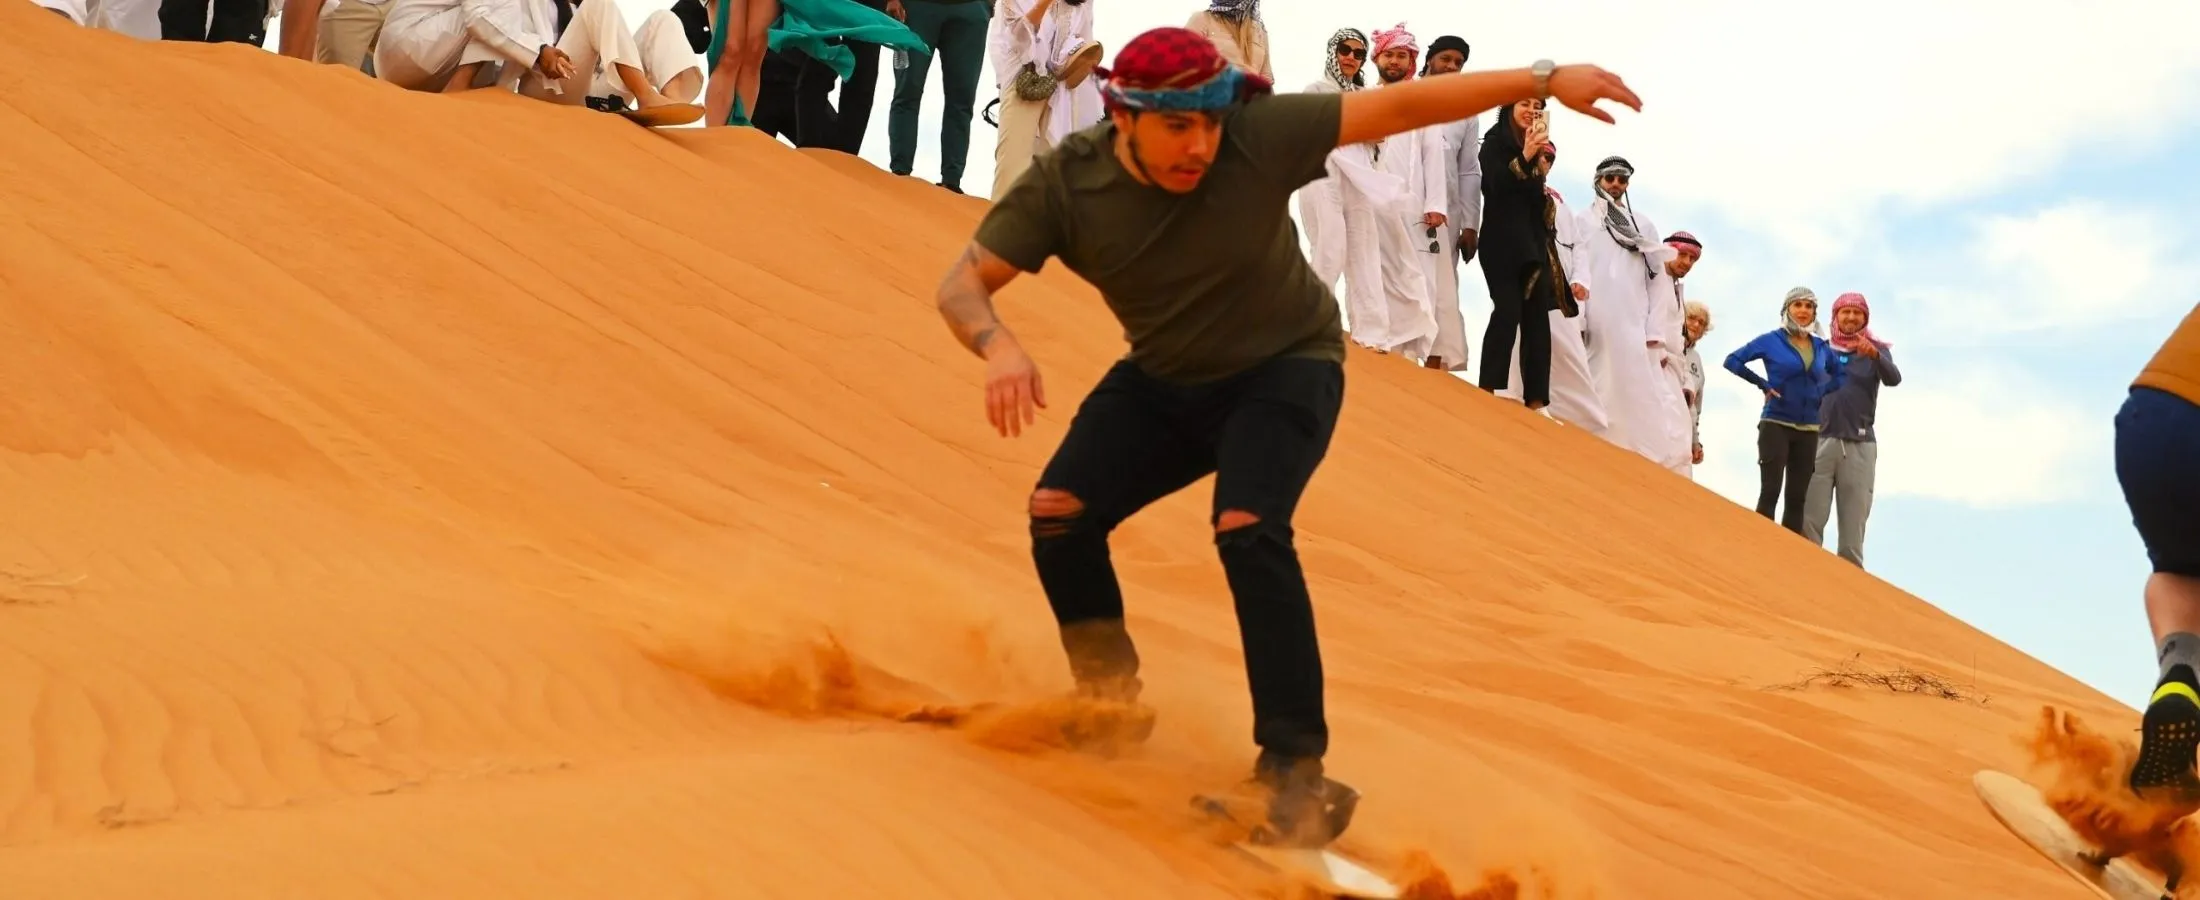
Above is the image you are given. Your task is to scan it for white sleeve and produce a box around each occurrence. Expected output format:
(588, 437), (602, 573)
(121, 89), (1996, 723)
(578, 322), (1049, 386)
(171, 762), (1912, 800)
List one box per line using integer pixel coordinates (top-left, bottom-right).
(1575, 202), (1602, 275)
(997, 0), (1041, 68)
(1569, 218), (1593, 286)
(1552, 203), (1580, 283)
(1638, 217), (1678, 348)
(1456, 116), (1482, 231)
(459, 0), (550, 69)
(1419, 128), (1447, 220)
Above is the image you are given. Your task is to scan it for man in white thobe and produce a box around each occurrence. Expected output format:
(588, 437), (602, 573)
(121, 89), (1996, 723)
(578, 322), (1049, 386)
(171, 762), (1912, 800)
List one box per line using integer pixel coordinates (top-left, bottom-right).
(1576, 155), (1687, 469)
(1365, 24), (1448, 364)
(1296, 28), (1433, 356)
(987, 0), (1102, 198)
(1418, 33), (1479, 372)
(1500, 142), (1608, 435)
(376, 0), (699, 113)
(1643, 231), (1699, 476)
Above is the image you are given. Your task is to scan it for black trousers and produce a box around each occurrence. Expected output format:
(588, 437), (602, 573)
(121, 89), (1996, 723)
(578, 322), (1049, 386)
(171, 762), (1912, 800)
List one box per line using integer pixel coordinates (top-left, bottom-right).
(829, 28), (881, 155)
(1030, 355), (1344, 762)
(1478, 263), (1553, 406)
(159, 0), (267, 43)
(751, 51), (837, 146)
(1757, 421), (1818, 533)
(749, 27), (880, 153)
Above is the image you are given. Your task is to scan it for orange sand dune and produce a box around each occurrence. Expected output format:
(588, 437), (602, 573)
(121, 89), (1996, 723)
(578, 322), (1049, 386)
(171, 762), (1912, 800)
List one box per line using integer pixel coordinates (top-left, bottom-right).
(0, 5), (2161, 897)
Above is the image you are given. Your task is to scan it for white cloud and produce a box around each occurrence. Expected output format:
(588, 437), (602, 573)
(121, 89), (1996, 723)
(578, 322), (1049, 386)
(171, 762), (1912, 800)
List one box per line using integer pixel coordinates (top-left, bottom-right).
(1676, 194), (2180, 511)
(1692, 356), (2108, 511)
(1962, 200), (2191, 330)
(1874, 361), (2108, 506)
(817, 0), (2200, 227)
(1780, 198), (2200, 351)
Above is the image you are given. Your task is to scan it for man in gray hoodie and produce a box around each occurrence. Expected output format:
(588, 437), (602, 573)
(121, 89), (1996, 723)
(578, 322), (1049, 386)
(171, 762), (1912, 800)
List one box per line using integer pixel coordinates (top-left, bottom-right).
(1803, 291), (1900, 567)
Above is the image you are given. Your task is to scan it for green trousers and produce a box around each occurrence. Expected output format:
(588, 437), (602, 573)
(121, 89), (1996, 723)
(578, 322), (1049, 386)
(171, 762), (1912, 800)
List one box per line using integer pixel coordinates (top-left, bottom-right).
(887, 0), (988, 190)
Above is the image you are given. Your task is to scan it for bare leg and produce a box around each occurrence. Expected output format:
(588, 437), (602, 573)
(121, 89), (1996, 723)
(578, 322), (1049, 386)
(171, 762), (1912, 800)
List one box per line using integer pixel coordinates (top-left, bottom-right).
(661, 69), (704, 104)
(612, 63), (675, 107)
(278, 0), (320, 59)
(735, 0), (778, 123)
(442, 62), (486, 92)
(631, 11), (705, 104)
(702, 0), (749, 125)
(2149, 575), (2200, 646)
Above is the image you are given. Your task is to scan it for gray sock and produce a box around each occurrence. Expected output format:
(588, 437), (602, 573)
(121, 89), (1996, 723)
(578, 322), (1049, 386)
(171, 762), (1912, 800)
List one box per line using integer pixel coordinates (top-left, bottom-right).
(2160, 631), (2200, 685)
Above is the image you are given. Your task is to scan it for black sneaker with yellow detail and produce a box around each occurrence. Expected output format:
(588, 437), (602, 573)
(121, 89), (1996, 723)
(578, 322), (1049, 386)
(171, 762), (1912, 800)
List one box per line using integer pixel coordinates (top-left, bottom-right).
(2131, 664), (2200, 799)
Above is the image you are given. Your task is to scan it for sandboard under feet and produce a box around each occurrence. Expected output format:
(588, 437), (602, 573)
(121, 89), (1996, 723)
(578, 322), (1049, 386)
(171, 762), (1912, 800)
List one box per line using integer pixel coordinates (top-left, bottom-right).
(618, 103), (705, 128)
(1972, 769), (2172, 900)
(1190, 791), (1402, 899)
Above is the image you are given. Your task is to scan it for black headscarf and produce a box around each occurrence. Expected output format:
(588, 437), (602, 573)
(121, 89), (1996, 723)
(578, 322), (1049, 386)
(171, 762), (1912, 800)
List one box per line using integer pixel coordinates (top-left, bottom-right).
(1422, 35), (1468, 74)
(1483, 100), (1532, 160)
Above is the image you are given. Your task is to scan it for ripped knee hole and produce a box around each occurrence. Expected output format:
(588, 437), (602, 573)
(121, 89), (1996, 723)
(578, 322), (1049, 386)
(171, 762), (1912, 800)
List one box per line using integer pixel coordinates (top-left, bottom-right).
(1215, 509), (1262, 533)
(1030, 489), (1084, 539)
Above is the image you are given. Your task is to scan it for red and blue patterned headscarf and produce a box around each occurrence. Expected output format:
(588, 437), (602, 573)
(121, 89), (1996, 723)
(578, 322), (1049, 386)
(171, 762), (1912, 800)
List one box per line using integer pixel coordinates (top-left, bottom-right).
(1095, 27), (1274, 115)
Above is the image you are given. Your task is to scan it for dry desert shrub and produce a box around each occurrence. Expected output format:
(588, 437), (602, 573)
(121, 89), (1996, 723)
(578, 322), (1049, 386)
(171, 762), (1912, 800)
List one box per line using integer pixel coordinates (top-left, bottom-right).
(1762, 652), (1988, 705)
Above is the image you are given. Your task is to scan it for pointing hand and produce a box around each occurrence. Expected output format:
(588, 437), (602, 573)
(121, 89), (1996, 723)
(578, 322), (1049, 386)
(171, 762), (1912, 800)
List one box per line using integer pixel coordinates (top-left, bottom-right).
(1547, 65), (1642, 124)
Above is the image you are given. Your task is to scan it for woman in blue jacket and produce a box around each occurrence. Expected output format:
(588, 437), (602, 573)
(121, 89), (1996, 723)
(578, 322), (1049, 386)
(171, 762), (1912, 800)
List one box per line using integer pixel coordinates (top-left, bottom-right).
(1723, 287), (1834, 533)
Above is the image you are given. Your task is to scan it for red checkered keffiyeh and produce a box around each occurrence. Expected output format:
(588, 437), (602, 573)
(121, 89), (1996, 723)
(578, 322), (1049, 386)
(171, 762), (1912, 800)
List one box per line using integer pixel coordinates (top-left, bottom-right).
(1094, 27), (1273, 114)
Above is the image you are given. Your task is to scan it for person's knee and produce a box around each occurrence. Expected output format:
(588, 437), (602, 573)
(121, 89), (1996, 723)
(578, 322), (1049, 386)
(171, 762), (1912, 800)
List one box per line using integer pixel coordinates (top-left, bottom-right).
(1216, 509), (1292, 552)
(576, 0), (619, 24)
(1030, 488), (1085, 540)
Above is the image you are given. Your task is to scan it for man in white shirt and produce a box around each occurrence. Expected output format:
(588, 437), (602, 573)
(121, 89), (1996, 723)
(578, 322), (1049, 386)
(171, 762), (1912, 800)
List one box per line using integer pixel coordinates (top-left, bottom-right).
(1418, 32), (1478, 372)
(375, 0), (700, 115)
(1365, 23), (1445, 362)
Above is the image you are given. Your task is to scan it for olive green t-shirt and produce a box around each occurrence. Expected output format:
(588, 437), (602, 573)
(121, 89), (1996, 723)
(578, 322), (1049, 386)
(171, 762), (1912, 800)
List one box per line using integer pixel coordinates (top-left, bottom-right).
(972, 91), (1348, 385)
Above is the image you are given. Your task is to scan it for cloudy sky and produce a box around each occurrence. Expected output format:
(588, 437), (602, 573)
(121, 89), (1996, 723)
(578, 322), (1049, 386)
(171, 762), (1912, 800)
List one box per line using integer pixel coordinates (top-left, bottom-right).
(272, 0), (2200, 703)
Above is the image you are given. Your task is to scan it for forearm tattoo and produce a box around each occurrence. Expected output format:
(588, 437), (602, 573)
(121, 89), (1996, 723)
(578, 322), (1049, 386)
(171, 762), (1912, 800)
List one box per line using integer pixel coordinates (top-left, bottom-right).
(939, 245), (1005, 356)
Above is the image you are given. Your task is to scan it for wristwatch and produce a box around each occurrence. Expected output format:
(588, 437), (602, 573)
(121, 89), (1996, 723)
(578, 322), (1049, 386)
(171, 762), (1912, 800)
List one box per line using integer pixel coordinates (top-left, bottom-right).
(1531, 59), (1555, 100)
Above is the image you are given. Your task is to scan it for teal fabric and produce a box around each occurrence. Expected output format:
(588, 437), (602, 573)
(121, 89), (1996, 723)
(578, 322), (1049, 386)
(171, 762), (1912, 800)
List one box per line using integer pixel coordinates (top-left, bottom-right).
(707, 0), (931, 90)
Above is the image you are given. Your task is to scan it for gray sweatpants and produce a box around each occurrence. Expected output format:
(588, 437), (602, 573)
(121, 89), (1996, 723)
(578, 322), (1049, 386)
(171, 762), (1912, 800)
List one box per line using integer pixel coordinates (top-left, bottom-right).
(1802, 437), (1877, 567)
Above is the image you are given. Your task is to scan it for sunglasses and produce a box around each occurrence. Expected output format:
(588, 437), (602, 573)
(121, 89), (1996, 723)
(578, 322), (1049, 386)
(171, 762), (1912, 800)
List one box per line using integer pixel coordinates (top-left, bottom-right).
(1601, 173), (1630, 184)
(1336, 46), (1366, 59)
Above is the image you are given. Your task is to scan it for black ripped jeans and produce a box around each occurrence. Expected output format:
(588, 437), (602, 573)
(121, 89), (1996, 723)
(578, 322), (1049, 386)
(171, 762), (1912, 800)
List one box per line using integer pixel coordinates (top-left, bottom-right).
(1030, 354), (1344, 763)
(1756, 420), (1818, 533)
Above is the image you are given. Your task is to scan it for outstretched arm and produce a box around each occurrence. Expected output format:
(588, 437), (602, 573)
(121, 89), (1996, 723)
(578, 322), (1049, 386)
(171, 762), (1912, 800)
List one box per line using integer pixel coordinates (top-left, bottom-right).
(1336, 64), (1640, 149)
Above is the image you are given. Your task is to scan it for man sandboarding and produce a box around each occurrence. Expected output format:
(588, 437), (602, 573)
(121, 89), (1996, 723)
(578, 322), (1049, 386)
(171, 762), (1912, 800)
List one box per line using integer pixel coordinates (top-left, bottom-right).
(930, 25), (1640, 849)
